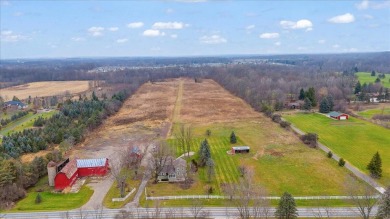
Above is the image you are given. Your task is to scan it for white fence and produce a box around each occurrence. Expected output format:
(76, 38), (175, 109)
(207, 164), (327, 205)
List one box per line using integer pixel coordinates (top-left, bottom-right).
(146, 195), (380, 201)
(112, 188), (136, 202)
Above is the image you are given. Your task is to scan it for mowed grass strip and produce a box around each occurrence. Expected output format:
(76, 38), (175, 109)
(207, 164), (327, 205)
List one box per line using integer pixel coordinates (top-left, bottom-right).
(358, 107), (390, 119)
(356, 72), (390, 88)
(284, 113), (390, 184)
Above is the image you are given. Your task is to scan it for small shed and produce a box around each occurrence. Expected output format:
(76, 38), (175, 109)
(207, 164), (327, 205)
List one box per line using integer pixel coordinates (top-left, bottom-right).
(328, 111), (349, 120)
(231, 146), (250, 154)
(77, 158), (109, 177)
(54, 159), (78, 190)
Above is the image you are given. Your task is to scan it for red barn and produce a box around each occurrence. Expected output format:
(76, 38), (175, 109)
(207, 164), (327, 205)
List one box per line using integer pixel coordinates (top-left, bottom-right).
(77, 158), (109, 177)
(54, 159), (78, 190)
(329, 111), (349, 120)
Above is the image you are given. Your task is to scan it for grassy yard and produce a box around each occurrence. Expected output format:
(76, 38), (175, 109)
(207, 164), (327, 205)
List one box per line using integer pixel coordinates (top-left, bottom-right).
(145, 120), (366, 200)
(9, 176), (93, 212)
(0, 110), (57, 136)
(284, 113), (390, 185)
(103, 174), (143, 208)
(356, 72), (390, 88)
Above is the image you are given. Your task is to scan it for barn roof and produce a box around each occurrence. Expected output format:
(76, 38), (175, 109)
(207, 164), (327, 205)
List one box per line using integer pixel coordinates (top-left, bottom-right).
(329, 111), (347, 117)
(76, 158), (107, 168)
(59, 159), (77, 179)
(232, 146), (250, 150)
(4, 101), (26, 107)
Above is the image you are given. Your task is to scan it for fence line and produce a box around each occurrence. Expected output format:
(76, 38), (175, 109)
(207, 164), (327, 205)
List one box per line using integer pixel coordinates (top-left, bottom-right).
(146, 195), (380, 201)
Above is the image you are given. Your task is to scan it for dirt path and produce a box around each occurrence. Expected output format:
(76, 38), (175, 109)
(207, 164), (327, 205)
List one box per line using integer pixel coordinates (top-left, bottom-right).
(167, 79), (183, 137)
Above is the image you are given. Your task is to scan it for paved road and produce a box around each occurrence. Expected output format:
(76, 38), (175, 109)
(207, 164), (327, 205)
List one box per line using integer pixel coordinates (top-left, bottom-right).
(2, 206), (377, 218)
(288, 123), (385, 194)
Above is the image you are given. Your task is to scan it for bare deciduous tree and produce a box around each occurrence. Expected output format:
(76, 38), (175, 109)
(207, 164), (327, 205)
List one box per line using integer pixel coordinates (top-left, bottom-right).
(190, 199), (205, 219)
(175, 123), (192, 157)
(148, 141), (173, 183)
(345, 177), (379, 219)
(111, 152), (132, 198)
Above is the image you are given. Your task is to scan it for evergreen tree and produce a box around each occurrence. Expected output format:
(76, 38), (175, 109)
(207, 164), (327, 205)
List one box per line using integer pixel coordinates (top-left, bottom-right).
(371, 70), (376, 76)
(354, 81), (362, 94)
(376, 78), (381, 83)
(304, 87), (317, 107)
(92, 91), (99, 101)
(35, 193), (42, 204)
(303, 98), (312, 111)
(327, 95), (334, 111)
(377, 186), (390, 219)
(230, 131), (237, 144)
(367, 152), (382, 178)
(198, 139), (211, 166)
(338, 158), (345, 167)
(327, 151), (333, 158)
(12, 96), (20, 101)
(275, 192), (298, 219)
(298, 88), (305, 100)
(319, 97), (330, 113)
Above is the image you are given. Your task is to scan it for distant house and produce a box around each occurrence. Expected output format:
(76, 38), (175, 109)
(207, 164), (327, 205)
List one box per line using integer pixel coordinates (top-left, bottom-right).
(231, 146), (250, 154)
(285, 100), (303, 109)
(328, 111), (349, 120)
(4, 101), (27, 110)
(157, 156), (187, 182)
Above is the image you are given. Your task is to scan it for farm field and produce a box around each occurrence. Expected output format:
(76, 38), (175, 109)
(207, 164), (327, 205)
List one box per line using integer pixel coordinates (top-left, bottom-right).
(356, 72), (390, 88)
(284, 113), (390, 185)
(144, 79), (367, 203)
(358, 106), (390, 119)
(0, 81), (90, 101)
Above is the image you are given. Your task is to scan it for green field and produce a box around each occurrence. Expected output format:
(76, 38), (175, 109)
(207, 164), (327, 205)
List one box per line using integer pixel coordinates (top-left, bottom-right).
(145, 120), (366, 200)
(284, 113), (390, 185)
(356, 72), (390, 88)
(8, 176), (93, 212)
(358, 107), (390, 119)
(0, 110), (57, 136)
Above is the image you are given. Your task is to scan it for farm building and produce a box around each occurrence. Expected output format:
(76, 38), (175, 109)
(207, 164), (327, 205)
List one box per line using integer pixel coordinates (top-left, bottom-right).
(54, 159), (78, 190)
(328, 111), (349, 120)
(51, 158), (109, 190)
(285, 101), (303, 109)
(77, 158), (109, 177)
(157, 156), (187, 182)
(231, 146), (250, 154)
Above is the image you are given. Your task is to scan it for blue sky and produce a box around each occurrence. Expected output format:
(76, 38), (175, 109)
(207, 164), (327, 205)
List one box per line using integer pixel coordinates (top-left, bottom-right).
(1, 0), (389, 59)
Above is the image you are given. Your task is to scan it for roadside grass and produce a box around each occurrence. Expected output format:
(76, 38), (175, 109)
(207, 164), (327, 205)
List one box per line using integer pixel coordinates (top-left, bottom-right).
(0, 110), (57, 136)
(146, 120), (364, 200)
(356, 72), (390, 88)
(284, 113), (390, 185)
(103, 175), (142, 208)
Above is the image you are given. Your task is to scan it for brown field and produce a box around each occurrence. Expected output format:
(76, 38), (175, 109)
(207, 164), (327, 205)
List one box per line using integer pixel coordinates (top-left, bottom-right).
(180, 79), (261, 123)
(0, 81), (90, 100)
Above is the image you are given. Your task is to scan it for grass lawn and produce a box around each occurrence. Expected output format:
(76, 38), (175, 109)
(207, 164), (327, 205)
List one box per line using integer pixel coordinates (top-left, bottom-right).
(9, 176), (93, 212)
(356, 72), (390, 88)
(103, 175), (142, 208)
(284, 113), (390, 185)
(0, 110), (57, 136)
(145, 120), (366, 201)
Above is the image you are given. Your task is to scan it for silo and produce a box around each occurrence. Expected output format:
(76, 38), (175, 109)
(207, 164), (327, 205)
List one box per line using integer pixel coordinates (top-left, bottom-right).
(47, 161), (57, 187)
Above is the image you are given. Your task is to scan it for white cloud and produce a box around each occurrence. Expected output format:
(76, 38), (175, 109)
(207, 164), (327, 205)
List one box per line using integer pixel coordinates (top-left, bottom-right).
(71, 37), (85, 42)
(108, 27), (119, 32)
(332, 44), (340, 48)
(328, 13), (355, 24)
(297, 47), (307, 51)
(13, 12), (23, 17)
(259, 32), (279, 39)
(1, 0), (10, 6)
(280, 19), (313, 31)
(116, 38), (128, 43)
(88, 26), (104, 36)
(127, 22), (144, 28)
(356, 0), (370, 9)
(152, 22), (186, 30)
(199, 35), (227, 44)
(166, 8), (174, 14)
(363, 14), (374, 19)
(143, 29), (165, 37)
(246, 25), (255, 30)
(318, 39), (326, 44)
(1, 30), (28, 42)
(274, 42), (281, 46)
(170, 34), (178, 39)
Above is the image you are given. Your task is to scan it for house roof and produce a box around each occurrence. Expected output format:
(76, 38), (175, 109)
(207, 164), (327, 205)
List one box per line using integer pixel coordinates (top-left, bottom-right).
(76, 158), (107, 168)
(329, 111), (347, 117)
(59, 159), (78, 179)
(232, 146), (250, 150)
(173, 157), (186, 167)
(4, 101), (26, 107)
